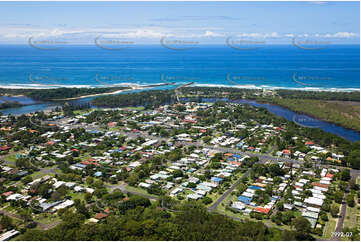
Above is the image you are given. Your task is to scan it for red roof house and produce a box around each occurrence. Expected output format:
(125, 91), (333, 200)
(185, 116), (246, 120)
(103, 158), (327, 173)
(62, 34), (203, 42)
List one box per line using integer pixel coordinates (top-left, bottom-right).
(0, 145), (11, 151)
(2, 191), (13, 197)
(282, 149), (291, 155)
(94, 213), (108, 220)
(254, 207), (271, 214)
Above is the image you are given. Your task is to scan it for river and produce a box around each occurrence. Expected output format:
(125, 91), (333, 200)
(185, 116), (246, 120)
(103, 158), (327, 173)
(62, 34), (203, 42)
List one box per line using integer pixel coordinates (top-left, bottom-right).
(0, 94), (359, 142)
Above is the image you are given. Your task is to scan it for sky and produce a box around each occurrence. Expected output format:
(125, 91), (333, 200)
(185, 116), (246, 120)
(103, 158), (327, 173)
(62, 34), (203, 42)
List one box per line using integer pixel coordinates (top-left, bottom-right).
(0, 1), (359, 44)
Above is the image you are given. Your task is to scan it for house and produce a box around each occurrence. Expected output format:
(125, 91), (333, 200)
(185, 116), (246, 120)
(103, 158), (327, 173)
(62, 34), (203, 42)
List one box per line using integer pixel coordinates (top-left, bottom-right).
(211, 177), (223, 183)
(254, 207), (271, 214)
(282, 149), (291, 157)
(284, 204), (294, 210)
(94, 171), (102, 177)
(87, 218), (99, 223)
(302, 210), (319, 220)
(2, 191), (13, 197)
(39, 200), (63, 212)
(53, 181), (65, 189)
(74, 186), (85, 192)
(187, 193), (202, 200)
(304, 197), (324, 208)
(94, 213), (108, 220)
(312, 182), (328, 189)
(238, 195), (252, 205)
(170, 187), (183, 196)
(0, 145), (11, 151)
(231, 201), (245, 211)
(0, 230), (19, 241)
(139, 182), (151, 189)
(305, 141), (314, 146)
(53, 200), (74, 211)
(195, 190), (207, 196)
(6, 193), (23, 201)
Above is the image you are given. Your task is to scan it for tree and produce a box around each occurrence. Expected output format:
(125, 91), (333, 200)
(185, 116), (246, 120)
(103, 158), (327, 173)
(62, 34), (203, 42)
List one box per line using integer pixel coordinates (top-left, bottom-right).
(321, 213), (328, 222)
(51, 191), (62, 201)
(276, 202), (284, 211)
(268, 164), (285, 177)
(74, 199), (90, 218)
(0, 215), (13, 230)
(187, 182), (197, 189)
(330, 204), (340, 217)
(334, 191), (344, 204)
(340, 169), (351, 181)
(172, 170), (183, 178)
(346, 194), (355, 207)
(85, 176), (94, 185)
(94, 188), (107, 198)
(84, 193), (93, 203)
(292, 216), (311, 240)
(19, 208), (33, 222)
(202, 197), (213, 205)
(22, 176), (33, 185)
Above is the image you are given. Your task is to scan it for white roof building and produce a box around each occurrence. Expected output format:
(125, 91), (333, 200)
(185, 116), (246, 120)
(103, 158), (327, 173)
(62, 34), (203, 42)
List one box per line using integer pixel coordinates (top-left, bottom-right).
(304, 197), (324, 207)
(232, 201), (246, 210)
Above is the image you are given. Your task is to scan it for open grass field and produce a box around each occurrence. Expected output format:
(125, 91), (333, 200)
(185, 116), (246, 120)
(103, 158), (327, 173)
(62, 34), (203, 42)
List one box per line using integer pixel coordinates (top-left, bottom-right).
(343, 204), (360, 229)
(34, 213), (61, 225)
(323, 213), (337, 239)
(125, 185), (158, 198)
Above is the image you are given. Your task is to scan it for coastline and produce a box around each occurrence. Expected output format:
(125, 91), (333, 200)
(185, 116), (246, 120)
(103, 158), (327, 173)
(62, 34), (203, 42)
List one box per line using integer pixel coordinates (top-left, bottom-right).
(1, 83), (360, 92)
(48, 86), (138, 101)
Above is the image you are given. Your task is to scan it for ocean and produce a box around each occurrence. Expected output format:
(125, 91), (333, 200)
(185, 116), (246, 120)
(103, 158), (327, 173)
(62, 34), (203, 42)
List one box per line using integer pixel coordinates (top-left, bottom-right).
(0, 44), (359, 90)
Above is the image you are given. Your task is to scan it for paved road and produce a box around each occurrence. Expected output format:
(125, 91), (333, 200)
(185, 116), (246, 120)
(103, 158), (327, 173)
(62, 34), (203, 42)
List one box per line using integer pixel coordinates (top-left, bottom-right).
(331, 171), (360, 241)
(208, 168), (251, 211)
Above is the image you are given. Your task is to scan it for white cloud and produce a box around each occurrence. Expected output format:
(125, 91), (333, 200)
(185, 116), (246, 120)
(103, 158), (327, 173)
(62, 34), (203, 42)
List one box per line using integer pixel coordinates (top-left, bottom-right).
(204, 31), (223, 37)
(332, 32), (358, 38)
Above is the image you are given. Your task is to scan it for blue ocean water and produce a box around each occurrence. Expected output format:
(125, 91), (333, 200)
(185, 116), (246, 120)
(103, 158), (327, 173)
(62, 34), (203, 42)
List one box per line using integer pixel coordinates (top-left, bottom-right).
(0, 44), (359, 90)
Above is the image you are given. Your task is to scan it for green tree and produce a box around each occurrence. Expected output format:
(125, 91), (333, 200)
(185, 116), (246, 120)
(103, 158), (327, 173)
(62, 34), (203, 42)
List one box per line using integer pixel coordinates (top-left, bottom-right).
(202, 197), (213, 205)
(346, 194), (355, 207)
(292, 216), (311, 240)
(330, 204), (340, 217)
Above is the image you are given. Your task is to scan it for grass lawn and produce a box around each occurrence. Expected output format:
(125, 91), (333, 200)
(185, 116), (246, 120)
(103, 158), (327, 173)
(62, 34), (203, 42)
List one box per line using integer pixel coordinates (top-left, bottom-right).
(206, 191), (222, 207)
(73, 110), (91, 115)
(69, 191), (85, 202)
(5, 154), (17, 162)
(34, 213), (61, 225)
(125, 185), (158, 198)
(323, 213), (337, 240)
(3, 205), (19, 213)
(30, 170), (45, 179)
(124, 106), (145, 110)
(343, 204), (360, 229)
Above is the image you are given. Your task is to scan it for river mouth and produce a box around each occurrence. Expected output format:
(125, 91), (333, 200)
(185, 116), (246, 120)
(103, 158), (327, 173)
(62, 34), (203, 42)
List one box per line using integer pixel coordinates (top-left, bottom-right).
(0, 93), (359, 142)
